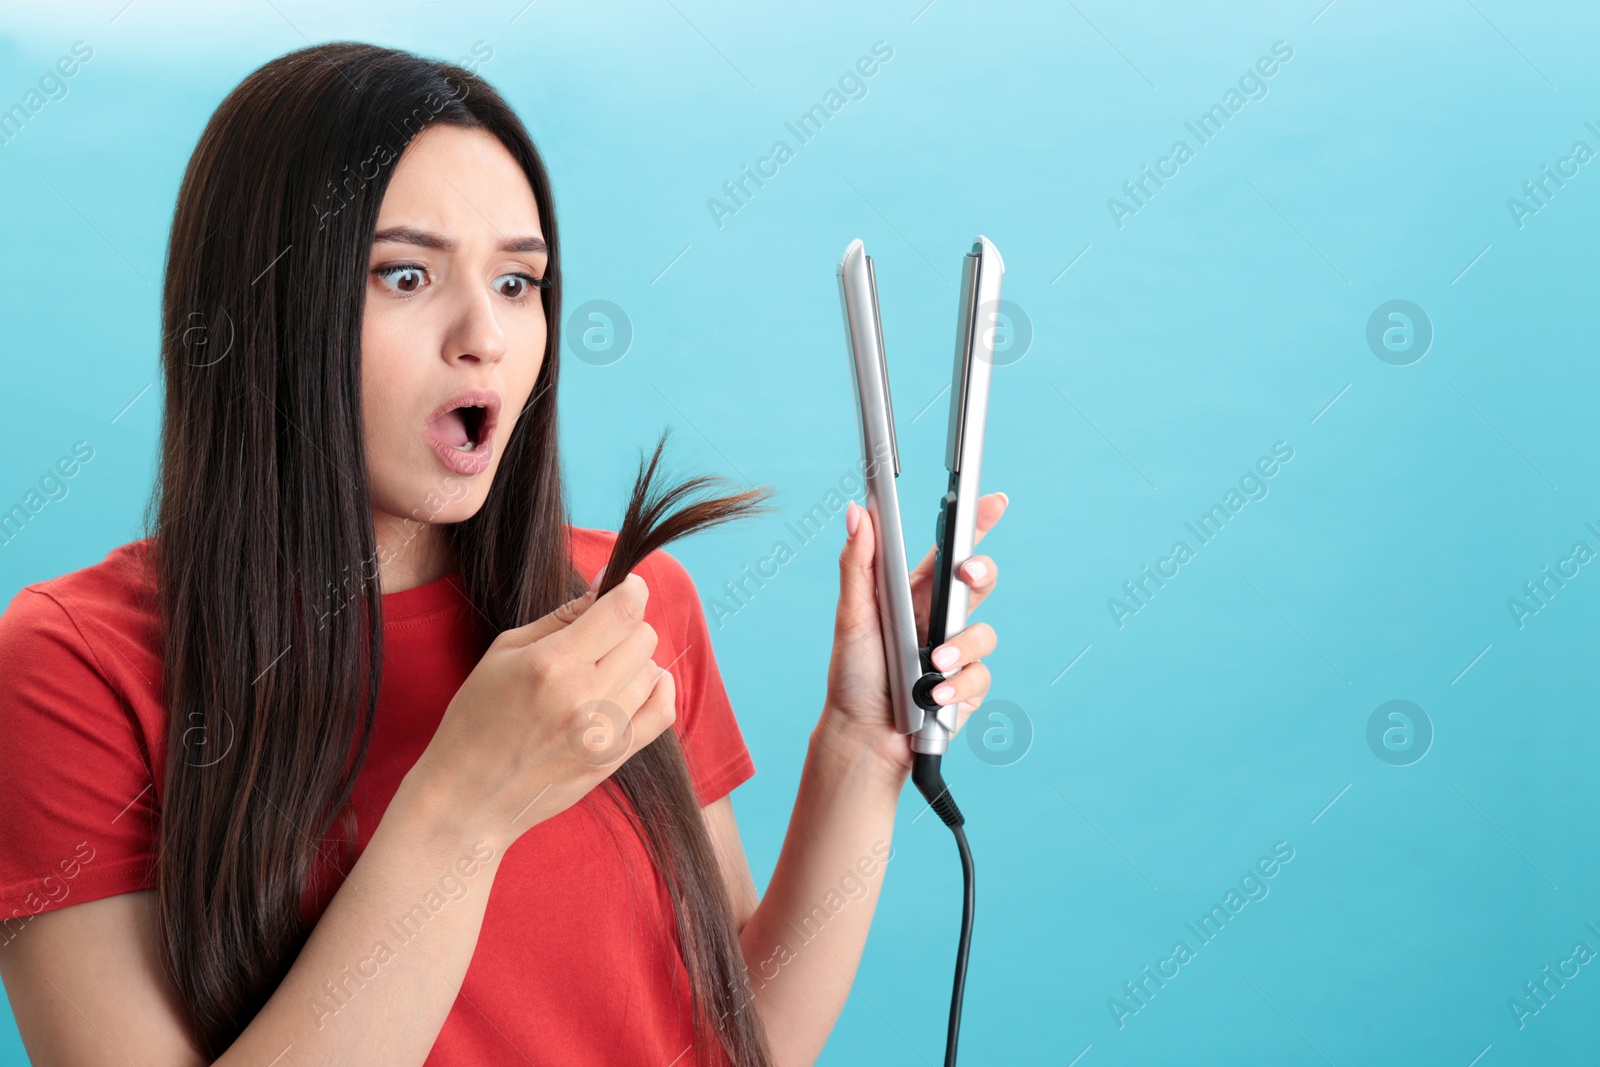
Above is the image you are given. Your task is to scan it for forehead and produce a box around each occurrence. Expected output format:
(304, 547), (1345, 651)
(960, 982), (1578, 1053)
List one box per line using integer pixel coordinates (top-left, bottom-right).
(377, 124), (542, 240)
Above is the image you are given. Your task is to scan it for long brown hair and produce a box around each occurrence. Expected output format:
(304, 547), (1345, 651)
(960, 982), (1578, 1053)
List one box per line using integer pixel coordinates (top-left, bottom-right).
(152, 42), (776, 1065)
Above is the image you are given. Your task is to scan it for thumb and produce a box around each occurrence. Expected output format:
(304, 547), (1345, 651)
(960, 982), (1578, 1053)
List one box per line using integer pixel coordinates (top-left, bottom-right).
(835, 500), (879, 638)
(498, 585), (599, 649)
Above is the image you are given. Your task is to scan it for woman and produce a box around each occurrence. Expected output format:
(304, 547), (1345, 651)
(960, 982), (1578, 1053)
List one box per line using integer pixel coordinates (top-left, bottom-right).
(0, 43), (1005, 1066)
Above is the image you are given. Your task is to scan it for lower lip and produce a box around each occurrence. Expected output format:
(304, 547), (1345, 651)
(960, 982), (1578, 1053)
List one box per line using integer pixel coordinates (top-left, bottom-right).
(425, 428), (495, 475)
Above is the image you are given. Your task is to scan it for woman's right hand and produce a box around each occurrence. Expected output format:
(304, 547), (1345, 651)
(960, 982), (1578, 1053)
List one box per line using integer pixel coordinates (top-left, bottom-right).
(400, 572), (676, 852)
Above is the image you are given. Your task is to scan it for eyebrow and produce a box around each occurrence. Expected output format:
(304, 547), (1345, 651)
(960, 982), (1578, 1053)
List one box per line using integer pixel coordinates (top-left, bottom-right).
(372, 226), (548, 255)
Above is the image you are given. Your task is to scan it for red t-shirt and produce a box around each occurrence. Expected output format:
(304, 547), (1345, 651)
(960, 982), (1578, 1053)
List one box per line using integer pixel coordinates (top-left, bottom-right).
(0, 527), (756, 1064)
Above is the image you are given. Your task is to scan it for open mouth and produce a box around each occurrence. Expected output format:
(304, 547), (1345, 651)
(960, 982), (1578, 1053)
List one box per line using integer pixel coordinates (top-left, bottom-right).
(435, 405), (488, 451)
(423, 390), (502, 475)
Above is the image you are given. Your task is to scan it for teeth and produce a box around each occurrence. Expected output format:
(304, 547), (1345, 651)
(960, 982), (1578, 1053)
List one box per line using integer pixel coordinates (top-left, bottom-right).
(452, 441), (476, 452)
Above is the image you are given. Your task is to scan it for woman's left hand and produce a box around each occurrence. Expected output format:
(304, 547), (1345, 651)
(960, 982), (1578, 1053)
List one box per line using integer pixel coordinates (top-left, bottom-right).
(818, 492), (1007, 782)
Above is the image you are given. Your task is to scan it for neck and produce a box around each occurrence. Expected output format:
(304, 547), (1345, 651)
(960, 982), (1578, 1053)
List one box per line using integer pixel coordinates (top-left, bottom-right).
(373, 509), (455, 594)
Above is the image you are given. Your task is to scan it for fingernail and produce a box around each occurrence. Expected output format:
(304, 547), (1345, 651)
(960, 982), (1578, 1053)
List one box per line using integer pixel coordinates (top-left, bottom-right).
(996, 491), (1009, 508)
(587, 568), (604, 593)
(932, 683), (955, 703)
(846, 500), (860, 537)
(932, 645), (958, 669)
(964, 559), (989, 583)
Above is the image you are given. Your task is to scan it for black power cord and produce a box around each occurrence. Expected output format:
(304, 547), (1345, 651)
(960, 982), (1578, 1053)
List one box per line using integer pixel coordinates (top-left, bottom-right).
(911, 752), (974, 1067)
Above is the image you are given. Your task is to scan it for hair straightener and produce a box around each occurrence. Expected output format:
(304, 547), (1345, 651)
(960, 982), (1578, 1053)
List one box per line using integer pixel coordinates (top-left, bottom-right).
(836, 235), (1002, 1066)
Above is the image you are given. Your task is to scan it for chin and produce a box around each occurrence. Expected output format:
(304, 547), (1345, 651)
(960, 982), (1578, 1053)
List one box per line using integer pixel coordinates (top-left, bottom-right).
(378, 467), (492, 527)
(406, 486), (488, 526)
(414, 498), (485, 526)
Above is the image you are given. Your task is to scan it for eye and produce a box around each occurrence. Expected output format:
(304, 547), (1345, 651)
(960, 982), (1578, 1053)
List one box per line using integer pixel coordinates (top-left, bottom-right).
(373, 263), (429, 295)
(494, 271), (551, 303)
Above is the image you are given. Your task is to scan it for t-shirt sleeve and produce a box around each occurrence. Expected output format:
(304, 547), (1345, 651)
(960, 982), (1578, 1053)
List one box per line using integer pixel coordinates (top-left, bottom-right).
(642, 550), (756, 808)
(0, 587), (159, 932)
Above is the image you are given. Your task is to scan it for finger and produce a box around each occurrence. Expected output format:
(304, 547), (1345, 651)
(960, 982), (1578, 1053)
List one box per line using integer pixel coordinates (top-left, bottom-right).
(928, 622), (997, 674)
(908, 492), (1008, 587)
(547, 571), (651, 662)
(835, 501), (880, 639)
(958, 554), (998, 613)
(612, 654), (666, 715)
(973, 491), (1007, 543)
(927, 660), (990, 711)
(498, 586), (599, 649)
(958, 555), (996, 591)
(626, 660), (678, 752)
(570, 653), (665, 770)
(597, 617), (659, 688)
(604, 620), (662, 703)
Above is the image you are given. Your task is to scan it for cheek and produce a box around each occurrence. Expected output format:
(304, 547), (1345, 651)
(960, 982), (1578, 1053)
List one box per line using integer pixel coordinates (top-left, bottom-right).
(510, 316), (549, 407)
(359, 324), (424, 476)
(519, 319), (547, 376)
(360, 365), (403, 451)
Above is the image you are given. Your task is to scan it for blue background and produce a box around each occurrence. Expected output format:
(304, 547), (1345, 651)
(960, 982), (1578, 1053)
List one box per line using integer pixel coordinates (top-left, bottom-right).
(3, 0), (1599, 1063)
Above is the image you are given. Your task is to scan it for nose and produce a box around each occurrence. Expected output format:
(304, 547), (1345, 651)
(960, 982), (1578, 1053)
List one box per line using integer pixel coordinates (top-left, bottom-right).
(443, 282), (508, 366)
